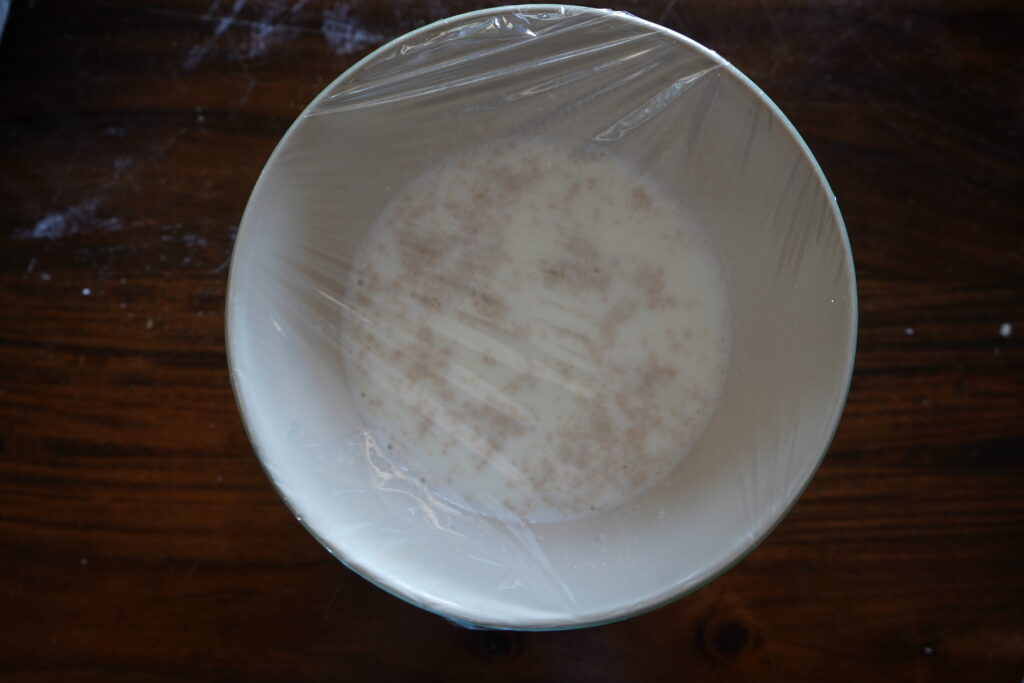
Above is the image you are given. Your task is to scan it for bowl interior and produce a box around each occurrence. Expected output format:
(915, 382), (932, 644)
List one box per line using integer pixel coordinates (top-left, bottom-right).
(227, 5), (856, 629)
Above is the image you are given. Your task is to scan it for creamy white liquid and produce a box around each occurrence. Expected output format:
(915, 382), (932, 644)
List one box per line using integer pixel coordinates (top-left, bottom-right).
(342, 139), (730, 523)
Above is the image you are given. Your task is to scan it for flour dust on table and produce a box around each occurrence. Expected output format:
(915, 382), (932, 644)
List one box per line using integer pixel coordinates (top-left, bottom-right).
(341, 139), (731, 523)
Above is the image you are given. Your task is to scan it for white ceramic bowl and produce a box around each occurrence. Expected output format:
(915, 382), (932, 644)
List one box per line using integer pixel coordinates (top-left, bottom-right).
(226, 5), (856, 629)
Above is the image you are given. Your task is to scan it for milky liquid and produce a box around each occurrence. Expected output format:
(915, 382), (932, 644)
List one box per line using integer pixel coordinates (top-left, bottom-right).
(342, 139), (730, 523)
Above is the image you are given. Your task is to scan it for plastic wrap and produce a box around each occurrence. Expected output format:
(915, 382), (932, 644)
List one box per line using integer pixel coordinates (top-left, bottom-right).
(226, 5), (857, 629)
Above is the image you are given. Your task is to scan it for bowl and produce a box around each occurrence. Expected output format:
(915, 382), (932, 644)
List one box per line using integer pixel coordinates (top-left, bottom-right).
(226, 4), (857, 629)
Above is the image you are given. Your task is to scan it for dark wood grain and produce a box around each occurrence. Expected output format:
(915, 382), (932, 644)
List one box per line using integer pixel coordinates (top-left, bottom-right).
(1, 1), (1022, 681)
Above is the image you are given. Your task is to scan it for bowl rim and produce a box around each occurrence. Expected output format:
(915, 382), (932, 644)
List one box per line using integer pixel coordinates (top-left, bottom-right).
(225, 3), (859, 630)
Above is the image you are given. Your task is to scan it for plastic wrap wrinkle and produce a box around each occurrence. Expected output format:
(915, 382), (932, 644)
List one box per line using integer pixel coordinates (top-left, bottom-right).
(307, 34), (661, 114)
(594, 64), (721, 141)
(384, 8), (605, 63)
(316, 13), (605, 96)
(362, 427), (579, 613)
(309, 11), (658, 113)
(502, 53), (660, 102)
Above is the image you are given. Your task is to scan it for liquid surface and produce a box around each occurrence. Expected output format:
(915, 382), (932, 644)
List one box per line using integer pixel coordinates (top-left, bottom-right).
(342, 139), (730, 523)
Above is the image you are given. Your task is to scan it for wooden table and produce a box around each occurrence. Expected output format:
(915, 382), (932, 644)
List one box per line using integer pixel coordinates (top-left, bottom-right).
(1, 1), (1021, 680)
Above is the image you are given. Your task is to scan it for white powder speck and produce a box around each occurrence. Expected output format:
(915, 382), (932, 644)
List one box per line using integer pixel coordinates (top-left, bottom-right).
(905, 327), (914, 336)
(246, 19), (278, 58)
(40, 273), (51, 281)
(185, 0), (247, 68)
(18, 198), (101, 240)
(80, 558), (88, 565)
(999, 323), (1012, 338)
(82, 288), (91, 296)
(145, 318), (155, 330)
(321, 5), (383, 55)
(185, 0), (310, 68)
(922, 646), (934, 655)
(113, 157), (134, 176)
(245, 0), (312, 58)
